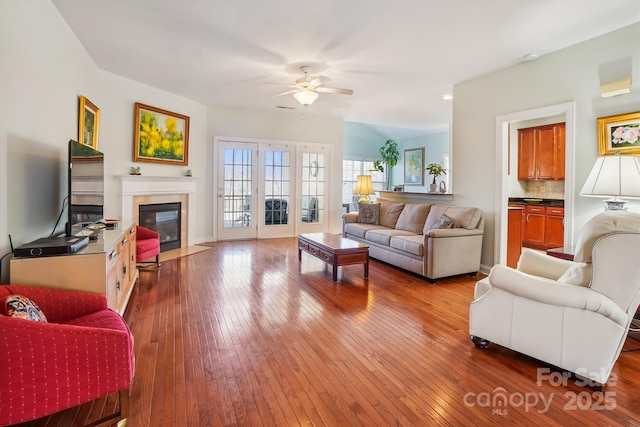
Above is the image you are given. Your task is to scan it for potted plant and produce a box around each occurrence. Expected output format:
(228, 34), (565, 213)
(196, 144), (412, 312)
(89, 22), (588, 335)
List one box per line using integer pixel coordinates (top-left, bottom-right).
(373, 139), (399, 190)
(425, 162), (447, 193)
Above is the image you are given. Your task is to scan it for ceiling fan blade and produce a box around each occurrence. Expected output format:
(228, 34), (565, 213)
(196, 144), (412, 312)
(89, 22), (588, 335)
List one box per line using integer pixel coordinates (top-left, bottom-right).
(309, 75), (331, 88)
(269, 89), (300, 98)
(316, 86), (353, 95)
(264, 81), (298, 88)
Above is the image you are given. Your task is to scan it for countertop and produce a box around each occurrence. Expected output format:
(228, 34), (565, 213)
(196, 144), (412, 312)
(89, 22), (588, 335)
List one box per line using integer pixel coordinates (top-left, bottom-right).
(508, 197), (564, 207)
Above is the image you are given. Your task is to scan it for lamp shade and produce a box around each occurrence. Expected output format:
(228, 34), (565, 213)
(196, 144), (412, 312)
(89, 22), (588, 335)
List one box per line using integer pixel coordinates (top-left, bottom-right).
(353, 175), (375, 203)
(293, 89), (319, 106)
(580, 153), (640, 210)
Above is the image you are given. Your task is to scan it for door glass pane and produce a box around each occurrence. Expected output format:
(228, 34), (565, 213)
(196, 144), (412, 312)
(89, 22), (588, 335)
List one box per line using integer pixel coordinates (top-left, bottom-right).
(223, 148), (252, 228)
(301, 152), (324, 223)
(264, 150), (290, 225)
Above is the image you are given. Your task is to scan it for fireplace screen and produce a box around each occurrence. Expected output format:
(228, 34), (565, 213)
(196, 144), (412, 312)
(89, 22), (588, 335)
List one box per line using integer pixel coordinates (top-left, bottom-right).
(139, 202), (181, 252)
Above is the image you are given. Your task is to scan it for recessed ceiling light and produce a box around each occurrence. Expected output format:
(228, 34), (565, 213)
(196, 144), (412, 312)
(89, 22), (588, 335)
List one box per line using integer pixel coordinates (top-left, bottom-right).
(441, 94), (453, 100)
(523, 53), (538, 61)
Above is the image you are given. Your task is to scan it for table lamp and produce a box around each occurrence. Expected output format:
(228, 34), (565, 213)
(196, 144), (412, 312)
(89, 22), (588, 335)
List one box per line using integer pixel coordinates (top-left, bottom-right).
(579, 152), (640, 211)
(353, 175), (376, 203)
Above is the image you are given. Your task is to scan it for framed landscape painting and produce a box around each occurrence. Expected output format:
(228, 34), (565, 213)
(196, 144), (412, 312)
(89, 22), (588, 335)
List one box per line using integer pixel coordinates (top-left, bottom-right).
(404, 148), (424, 185)
(133, 103), (190, 165)
(78, 96), (100, 149)
(597, 111), (640, 155)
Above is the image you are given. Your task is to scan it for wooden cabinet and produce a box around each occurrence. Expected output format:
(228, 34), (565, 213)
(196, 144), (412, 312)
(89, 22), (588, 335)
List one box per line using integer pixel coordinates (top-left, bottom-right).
(545, 207), (565, 249)
(10, 222), (138, 315)
(507, 206), (525, 268)
(524, 205), (546, 247)
(516, 205), (564, 250)
(518, 122), (565, 180)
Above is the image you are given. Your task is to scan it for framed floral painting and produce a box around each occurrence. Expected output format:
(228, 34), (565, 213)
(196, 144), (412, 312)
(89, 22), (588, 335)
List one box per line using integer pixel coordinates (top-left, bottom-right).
(78, 96), (100, 149)
(597, 111), (640, 155)
(133, 103), (190, 165)
(404, 148), (424, 185)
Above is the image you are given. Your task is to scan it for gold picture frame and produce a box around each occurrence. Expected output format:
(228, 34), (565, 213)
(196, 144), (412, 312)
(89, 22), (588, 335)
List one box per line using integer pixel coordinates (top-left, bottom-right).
(597, 111), (640, 155)
(78, 96), (100, 149)
(133, 103), (190, 165)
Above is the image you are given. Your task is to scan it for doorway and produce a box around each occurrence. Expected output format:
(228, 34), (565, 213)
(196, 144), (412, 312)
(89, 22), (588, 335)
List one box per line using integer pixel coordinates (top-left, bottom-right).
(494, 102), (576, 265)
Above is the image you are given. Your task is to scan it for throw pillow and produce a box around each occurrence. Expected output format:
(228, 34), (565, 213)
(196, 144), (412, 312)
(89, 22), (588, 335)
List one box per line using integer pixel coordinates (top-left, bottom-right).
(0, 294), (48, 322)
(557, 263), (592, 287)
(357, 203), (380, 224)
(431, 214), (453, 230)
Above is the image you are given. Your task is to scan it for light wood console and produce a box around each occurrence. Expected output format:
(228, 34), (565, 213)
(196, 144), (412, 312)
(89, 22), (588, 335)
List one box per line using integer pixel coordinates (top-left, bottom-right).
(10, 222), (139, 315)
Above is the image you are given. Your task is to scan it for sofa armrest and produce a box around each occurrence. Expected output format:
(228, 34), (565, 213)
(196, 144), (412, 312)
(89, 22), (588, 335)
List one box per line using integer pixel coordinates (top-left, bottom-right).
(0, 314), (134, 425)
(516, 248), (577, 280)
(487, 265), (626, 325)
(343, 212), (358, 223)
(4, 285), (108, 324)
(425, 227), (484, 238)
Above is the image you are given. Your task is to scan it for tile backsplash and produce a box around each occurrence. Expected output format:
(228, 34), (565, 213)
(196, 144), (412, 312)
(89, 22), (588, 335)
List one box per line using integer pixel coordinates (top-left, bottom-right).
(526, 180), (565, 199)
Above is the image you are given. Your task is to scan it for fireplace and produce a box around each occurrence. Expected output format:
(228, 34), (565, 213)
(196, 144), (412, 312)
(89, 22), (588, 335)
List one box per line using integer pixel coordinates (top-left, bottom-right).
(120, 175), (196, 249)
(139, 202), (181, 252)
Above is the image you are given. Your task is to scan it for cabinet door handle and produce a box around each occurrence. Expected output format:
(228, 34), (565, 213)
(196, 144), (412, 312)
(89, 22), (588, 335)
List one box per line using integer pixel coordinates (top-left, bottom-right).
(122, 238), (128, 245)
(109, 250), (117, 260)
(526, 214), (530, 223)
(116, 279), (121, 290)
(123, 264), (127, 275)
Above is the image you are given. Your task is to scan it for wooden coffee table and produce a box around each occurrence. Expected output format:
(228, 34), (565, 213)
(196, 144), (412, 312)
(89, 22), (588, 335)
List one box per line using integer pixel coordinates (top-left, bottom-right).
(298, 233), (369, 281)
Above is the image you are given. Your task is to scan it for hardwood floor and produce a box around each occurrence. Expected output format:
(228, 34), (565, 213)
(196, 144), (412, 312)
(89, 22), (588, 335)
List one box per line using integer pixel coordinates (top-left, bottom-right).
(16, 238), (640, 426)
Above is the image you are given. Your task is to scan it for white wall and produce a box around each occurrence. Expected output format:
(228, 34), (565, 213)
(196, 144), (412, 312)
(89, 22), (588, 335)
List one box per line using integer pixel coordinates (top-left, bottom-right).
(0, 0), (344, 281)
(453, 23), (640, 269)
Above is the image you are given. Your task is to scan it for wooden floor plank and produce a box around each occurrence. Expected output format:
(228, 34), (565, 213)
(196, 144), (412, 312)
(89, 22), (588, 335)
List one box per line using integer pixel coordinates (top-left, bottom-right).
(15, 237), (640, 426)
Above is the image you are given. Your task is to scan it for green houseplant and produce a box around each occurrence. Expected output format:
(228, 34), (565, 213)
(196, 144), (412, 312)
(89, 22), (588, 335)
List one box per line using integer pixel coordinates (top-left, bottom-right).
(425, 162), (447, 192)
(373, 139), (399, 190)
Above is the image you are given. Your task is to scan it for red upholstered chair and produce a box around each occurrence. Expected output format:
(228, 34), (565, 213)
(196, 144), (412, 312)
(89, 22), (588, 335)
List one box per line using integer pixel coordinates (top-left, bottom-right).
(0, 285), (135, 426)
(136, 225), (161, 267)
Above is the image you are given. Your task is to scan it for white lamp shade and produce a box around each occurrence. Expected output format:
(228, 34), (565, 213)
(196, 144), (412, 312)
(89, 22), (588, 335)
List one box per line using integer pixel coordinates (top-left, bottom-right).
(293, 89), (319, 106)
(353, 175), (375, 195)
(580, 154), (640, 198)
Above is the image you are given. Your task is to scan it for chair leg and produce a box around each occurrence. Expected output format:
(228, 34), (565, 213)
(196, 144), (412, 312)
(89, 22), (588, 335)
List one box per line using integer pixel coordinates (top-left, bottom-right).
(156, 254), (161, 268)
(86, 389), (129, 427)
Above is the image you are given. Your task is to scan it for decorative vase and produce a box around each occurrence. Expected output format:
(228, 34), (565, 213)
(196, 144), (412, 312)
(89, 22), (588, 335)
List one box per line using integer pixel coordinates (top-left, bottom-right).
(429, 183), (437, 193)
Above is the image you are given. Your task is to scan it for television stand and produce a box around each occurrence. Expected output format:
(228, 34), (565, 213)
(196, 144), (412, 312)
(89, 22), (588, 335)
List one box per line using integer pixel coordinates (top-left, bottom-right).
(10, 222), (139, 315)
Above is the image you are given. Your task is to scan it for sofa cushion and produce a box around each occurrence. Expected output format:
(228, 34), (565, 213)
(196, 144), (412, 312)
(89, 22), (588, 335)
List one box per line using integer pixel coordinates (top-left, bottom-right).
(378, 199), (405, 228)
(431, 214), (454, 229)
(424, 205), (482, 232)
(394, 203), (432, 234)
(390, 235), (424, 256)
(357, 202), (380, 224)
(366, 228), (415, 246)
(1, 294), (48, 322)
(344, 223), (386, 239)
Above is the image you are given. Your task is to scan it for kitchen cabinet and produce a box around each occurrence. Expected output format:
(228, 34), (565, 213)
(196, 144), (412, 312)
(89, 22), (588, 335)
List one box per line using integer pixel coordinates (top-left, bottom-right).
(507, 206), (525, 268)
(518, 123), (565, 180)
(514, 204), (565, 250)
(524, 205), (546, 247)
(545, 207), (565, 249)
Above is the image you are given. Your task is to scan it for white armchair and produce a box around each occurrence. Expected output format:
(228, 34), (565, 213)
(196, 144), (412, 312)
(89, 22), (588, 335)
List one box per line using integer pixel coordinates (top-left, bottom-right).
(469, 211), (640, 385)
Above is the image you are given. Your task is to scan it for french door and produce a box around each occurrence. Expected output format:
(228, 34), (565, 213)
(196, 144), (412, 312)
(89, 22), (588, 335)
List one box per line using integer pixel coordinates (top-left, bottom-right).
(216, 140), (295, 240)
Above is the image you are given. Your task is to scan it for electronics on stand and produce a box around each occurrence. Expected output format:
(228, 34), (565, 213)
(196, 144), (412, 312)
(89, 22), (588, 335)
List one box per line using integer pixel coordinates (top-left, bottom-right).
(14, 235), (89, 258)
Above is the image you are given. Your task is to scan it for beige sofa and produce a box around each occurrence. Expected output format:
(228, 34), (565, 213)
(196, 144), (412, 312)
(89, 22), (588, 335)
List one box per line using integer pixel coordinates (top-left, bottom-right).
(343, 199), (484, 281)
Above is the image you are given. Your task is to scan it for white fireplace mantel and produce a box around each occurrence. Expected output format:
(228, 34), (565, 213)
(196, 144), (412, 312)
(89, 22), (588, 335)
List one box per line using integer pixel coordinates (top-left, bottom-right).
(119, 175), (197, 247)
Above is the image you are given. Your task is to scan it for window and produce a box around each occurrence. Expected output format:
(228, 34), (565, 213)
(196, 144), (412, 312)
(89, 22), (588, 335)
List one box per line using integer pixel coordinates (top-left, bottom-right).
(342, 159), (384, 209)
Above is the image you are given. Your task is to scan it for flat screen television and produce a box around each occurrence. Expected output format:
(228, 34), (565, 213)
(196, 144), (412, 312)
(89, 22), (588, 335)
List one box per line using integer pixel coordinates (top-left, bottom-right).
(65, 139), (105, 236)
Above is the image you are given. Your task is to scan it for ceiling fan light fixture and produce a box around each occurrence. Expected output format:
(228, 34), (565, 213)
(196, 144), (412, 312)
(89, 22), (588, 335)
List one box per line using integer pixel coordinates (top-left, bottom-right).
(293, 89), (319, 106)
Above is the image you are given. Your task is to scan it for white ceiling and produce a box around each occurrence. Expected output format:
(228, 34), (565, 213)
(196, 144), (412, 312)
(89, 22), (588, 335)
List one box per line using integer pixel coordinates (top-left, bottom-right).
(53, 0), (640, 136)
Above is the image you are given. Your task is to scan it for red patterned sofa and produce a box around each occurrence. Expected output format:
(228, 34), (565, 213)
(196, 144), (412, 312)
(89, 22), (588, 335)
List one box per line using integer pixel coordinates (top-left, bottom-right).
(0, 285), (135, 426)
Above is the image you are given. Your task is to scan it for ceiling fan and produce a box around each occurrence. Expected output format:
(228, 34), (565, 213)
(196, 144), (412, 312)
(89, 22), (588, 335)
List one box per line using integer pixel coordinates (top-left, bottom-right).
(266, 66), (353, 106)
